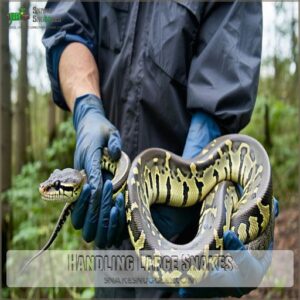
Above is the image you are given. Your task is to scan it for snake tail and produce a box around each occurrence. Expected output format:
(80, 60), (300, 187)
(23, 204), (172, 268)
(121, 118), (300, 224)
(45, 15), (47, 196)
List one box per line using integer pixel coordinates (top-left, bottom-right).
(20, 203), (73, 274)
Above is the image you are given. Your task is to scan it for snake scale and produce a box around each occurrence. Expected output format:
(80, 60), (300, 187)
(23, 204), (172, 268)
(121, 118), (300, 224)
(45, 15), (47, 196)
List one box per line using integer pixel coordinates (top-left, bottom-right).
(22, 134), (274, 285)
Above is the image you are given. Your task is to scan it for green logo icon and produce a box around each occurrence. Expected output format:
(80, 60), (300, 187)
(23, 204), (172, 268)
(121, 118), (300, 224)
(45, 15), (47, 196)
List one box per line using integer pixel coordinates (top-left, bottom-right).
(7, 7), (30, 25)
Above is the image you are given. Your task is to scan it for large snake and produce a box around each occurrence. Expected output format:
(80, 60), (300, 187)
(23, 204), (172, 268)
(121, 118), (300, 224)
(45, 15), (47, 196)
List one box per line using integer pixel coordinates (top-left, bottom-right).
(22, 134), (274, 285)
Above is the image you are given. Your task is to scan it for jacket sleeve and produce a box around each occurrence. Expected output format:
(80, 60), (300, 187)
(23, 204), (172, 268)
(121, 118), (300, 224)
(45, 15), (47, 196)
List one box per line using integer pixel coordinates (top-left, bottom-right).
(187, 1), (262, 133)
(42, 1), (99, 110)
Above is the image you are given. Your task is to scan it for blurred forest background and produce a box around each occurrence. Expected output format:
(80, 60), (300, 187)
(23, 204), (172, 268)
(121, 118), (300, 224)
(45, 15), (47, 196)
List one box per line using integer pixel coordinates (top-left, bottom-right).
(0, 1), (299, 299)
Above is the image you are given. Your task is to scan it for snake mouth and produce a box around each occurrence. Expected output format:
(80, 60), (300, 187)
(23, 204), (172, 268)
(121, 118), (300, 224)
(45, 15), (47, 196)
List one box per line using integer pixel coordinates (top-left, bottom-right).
(41, 194), (74, 202)
(39, 185), (79, 203)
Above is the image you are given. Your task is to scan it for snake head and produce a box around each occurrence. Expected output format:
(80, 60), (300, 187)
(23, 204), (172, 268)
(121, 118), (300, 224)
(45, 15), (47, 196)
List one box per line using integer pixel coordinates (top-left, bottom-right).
(39, 168), (85, 203)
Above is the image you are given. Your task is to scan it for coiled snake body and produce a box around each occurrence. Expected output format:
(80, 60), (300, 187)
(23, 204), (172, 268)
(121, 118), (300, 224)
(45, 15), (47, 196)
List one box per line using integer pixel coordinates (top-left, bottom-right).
(23, 134), (274, 285)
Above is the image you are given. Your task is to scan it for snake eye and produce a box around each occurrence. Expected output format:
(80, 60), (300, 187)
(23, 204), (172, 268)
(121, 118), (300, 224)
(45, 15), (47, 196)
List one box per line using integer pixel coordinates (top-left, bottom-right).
(53, 180), (61, 190)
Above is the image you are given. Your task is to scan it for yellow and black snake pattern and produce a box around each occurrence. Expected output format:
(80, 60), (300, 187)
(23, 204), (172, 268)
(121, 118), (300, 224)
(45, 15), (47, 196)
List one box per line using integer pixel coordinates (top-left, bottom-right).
(32, 134), (274, 286)
(125, 134), (273, 285)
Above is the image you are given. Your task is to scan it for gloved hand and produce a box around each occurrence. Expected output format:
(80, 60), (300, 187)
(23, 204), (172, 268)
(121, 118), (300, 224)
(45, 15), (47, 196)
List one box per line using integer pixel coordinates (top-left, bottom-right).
(178, 199), (279, 298)
(70, 94), (125, 247)
(182, 110), (221, 158)
(151, 111), (221, 240)
(71, 174), (126, 248)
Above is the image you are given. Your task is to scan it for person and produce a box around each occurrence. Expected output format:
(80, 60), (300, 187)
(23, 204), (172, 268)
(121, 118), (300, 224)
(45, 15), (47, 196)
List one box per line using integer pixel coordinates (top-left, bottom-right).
(43, 1), (278, 298)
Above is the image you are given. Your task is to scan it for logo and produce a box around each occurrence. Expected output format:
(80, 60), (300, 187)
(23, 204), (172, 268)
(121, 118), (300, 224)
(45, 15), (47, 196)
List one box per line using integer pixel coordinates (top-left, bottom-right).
(32, 6), (61, 24)
(7, 7), (30, 25)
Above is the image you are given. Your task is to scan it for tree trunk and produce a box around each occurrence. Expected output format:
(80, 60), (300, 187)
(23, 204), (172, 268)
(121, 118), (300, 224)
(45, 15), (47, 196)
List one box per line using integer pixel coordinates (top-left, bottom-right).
(0, 0), (12, 189)
(15, 0), (30, 173)
(57, 106), (69, 123)
(48, 97), (57, 145)
(290, 7), (298, 104)
(264, 103), (272, 150)
(0, 0), (12, 287)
